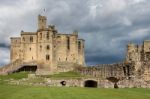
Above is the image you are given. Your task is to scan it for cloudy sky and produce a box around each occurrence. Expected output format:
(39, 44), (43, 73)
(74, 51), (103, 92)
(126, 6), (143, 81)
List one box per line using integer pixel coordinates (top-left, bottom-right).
(0, 0), (150, 66)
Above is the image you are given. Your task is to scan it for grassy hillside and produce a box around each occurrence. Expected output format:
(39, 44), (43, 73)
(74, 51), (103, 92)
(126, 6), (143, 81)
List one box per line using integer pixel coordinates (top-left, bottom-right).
(0, 72), (150, 99)
(47, 71), (84, 79)
(0, 71), (84, 80)
(0, 72), (28, 80)
(0, 71), (85, 85)
(0, 84), (150, 99)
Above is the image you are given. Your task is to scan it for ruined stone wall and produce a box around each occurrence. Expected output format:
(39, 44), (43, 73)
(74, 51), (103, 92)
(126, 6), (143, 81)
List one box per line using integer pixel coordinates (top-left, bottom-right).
(8, 76), (150, 88)
(142, 61), (150, 82)
(77, 62), (135, 80)
(143, 40), (150, 61)
(126, 43), (142, 62)
(126, 41), (150, 81)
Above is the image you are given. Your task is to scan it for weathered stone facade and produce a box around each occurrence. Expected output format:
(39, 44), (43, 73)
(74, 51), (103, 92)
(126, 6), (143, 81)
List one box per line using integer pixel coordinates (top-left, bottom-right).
(126, 41), (150, 81)
(0, 15), (85, 75)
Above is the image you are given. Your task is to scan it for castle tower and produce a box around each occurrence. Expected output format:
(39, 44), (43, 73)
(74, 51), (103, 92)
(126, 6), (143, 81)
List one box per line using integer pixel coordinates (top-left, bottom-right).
(143, 40), (150, 61)
(7, 14), (85, 75)
(10, 37), (21, 62)
(38, 15), (47, 30)
(126, 43), (137, 62)
(78, 39), (85, 65)
(126, 43), (142, 62)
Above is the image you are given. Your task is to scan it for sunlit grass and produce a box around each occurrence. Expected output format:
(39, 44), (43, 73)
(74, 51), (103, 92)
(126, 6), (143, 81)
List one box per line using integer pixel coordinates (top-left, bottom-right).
(46, 71), (84, 79)
(0, 84), (150, 99)
(0, 72), (28, 80)
(0, 72), (150, 99)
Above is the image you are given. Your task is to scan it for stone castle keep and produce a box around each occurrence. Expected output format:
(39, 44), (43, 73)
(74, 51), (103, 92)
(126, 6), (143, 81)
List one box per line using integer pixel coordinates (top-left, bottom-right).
(0, 15), (150, 88)
(0, 15), (85, 75)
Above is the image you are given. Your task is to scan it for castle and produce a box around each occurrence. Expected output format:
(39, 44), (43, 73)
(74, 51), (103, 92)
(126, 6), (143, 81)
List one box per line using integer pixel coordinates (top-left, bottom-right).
(1, 15), (85, 75)
(0, 15), (150, 88)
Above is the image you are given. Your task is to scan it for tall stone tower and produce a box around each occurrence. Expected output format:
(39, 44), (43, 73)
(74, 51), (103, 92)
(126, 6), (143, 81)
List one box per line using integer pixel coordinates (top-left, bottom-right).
(126, 43), (138, 62)
(38, 15), (47, 30)
(8, 14), (85, 75)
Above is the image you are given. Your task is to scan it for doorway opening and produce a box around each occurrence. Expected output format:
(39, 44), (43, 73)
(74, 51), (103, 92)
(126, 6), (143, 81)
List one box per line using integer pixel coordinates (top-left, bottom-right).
(84, 80), (98, 88)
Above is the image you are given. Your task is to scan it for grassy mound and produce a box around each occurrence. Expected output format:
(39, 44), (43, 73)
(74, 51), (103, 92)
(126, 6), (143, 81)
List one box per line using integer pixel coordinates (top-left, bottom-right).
(47, 71), (84, 79)
(0, 71), (84, 80)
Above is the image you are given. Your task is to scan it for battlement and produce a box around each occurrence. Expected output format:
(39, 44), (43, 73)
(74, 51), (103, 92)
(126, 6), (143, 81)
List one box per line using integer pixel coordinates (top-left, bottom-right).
(21, 32), (36, 35)
(10, 37), (21, 44)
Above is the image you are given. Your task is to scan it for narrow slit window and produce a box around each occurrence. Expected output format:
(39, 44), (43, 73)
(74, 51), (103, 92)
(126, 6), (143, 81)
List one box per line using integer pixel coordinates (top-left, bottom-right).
(40, 33), (42, 40)
(47, 45), (50, 50)
(30, 36), (33, 42)
(23, 37), (25, 41)
(47, 32), (49, 39)
(67, 37), (70, 50)
(78, 41), (81, 49)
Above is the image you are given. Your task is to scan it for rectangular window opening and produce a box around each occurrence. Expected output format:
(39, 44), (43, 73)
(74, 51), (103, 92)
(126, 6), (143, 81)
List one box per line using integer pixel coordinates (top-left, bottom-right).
(30, 36), (33, 42)
(47, 32), (49, 39)
(46, 55), (50, 61)
(67, 37), (70, 50)
(78, 41), (81, 49)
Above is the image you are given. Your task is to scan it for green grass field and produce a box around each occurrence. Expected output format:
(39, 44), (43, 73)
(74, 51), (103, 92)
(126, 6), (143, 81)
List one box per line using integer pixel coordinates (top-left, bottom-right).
(0, 72), (150, 99)
(47, 71), (84, 79)
(0, 72), (28, 80)
(0, 84), (150, 99)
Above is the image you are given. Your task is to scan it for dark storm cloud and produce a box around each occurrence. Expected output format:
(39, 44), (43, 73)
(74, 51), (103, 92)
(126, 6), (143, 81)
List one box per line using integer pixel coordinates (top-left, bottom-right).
(86, 55), (124, 66)
(0, 0), (150, 66)
(0, 43), (10, 49)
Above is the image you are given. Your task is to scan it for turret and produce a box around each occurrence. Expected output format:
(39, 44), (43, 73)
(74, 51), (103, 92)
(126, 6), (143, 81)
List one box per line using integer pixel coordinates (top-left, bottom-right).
(78, 39), (85, 66)
(127, 43), (136, 52)
(126, 43), (136, 62)
(38, 15), (47, 30)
